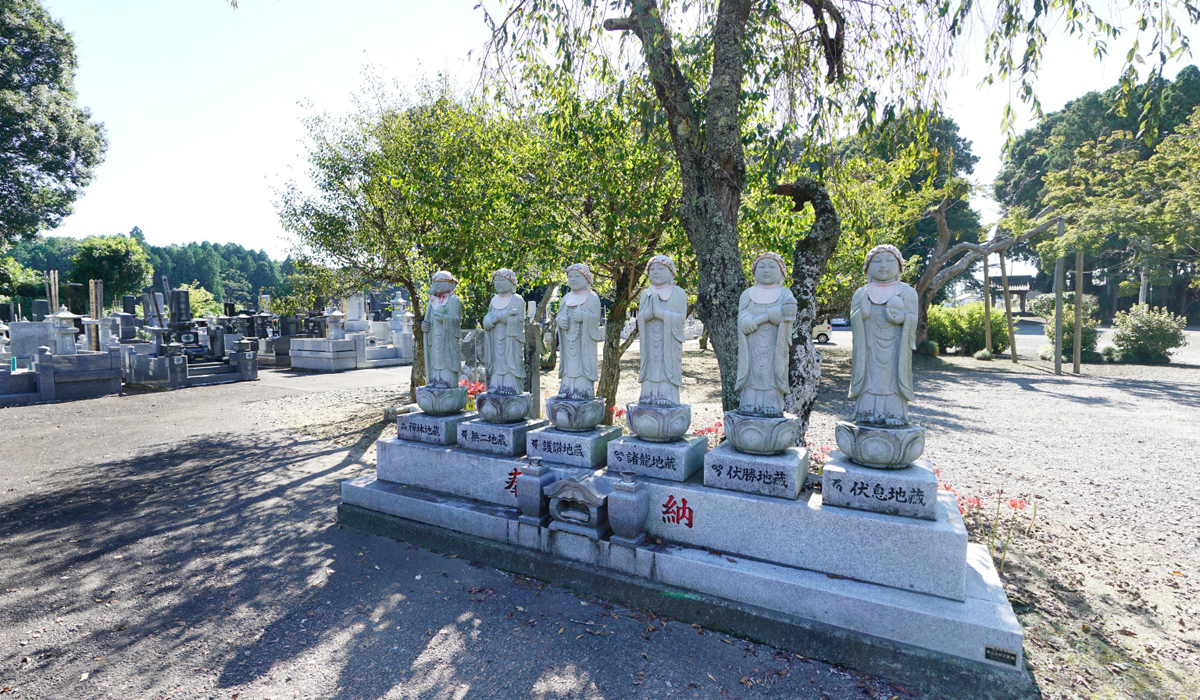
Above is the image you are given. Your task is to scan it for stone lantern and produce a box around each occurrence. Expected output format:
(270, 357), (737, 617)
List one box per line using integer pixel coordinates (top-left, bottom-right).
(325, 308), (346, 340)
(49, 306), (81, 355)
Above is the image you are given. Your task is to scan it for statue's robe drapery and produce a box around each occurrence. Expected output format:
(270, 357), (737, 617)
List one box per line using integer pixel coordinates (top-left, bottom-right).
(848, 282), (917, 424)
(637, 284), (687, 405)
(734, 286), (797, 415)
(482, 293), (527, 394)
(557, 290), (603, 400)
(423, 293), (463, 388)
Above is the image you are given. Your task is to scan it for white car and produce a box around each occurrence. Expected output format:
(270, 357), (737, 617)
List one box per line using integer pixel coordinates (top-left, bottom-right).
(812, 320), (832, 344)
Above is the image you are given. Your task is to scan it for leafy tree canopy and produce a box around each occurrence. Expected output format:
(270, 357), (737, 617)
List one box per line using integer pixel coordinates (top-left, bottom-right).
(0, 0), (106, 246)
(69, 233), (152, 305)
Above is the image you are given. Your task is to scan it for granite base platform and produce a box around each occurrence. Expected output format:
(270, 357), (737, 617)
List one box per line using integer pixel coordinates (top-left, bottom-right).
(340, 479), (1034, 700)
(607, 434), (706, 482)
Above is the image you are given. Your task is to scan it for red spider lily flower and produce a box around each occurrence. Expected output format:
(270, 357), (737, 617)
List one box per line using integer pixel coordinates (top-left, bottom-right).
(964, 496), (983, 510)
(459, 379), (469, 387)
(940, 483), (955, 493)
(1007, 498), (1027, 510)
(934, 468), (940, 477)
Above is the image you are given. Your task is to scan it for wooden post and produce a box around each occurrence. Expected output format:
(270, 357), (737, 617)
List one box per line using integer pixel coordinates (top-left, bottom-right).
(1073, 249), (1083, 374)
(49, 270), (59, 310)
(982, 253), (992, 353)
(1054, 221), (1064, 375)
(524, 319), (542, 419)
(999, 251), (1017, 363)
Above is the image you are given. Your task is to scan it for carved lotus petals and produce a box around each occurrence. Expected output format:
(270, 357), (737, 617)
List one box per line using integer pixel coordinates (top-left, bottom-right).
(626, 402), (691, 442)
(835, 421), (926, 469)
(416, 385), (468, 416)
(545, 397), (605, 432)
(477, 392), (531, 424)
(725, 411), (800, 455)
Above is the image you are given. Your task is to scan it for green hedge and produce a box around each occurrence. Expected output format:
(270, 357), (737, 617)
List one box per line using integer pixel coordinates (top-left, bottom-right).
(926, 302), (1010, 356)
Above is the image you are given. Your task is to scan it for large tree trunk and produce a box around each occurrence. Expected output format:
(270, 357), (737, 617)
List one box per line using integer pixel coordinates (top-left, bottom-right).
(596, 302), (627, 425)
(401, 278), (425, 404)
(775, 178), (842, 437)
(607, 0), (752, 411)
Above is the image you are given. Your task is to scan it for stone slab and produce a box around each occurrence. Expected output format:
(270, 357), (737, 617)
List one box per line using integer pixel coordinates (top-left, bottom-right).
(289, 353), (357, 372)
(395, 410), (477, 445)
(821, 451), (938, 520)
(607, 435), (706, 482)
(632, 475), (967, 600)
(456, 417), (549, 457)
(703, 441), (808, 499)
(374, 437), (592, 507)
(339, 479), (1029, 692)
(526, 425), (623, 468)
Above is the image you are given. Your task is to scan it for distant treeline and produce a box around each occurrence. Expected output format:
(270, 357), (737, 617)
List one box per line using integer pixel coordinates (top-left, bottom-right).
(9, 227), (286, 306)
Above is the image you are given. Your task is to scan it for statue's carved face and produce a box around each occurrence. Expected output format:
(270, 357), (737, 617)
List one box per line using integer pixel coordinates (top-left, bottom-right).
(754, 260), (784, 286)
(493, 275), (515, 294)
(566, 269), (589, 292)
(866, 253), (900, 283)
(647, 262), (674, 287)
(431, 278), (456, 295)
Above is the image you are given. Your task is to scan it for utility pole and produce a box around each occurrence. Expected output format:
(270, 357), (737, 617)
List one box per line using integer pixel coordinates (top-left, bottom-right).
(983, 253), (992, 354)
(999, 251), (1017, 363)
(1073, 249), (1083, 374)
(1054, 219), (1064, 376)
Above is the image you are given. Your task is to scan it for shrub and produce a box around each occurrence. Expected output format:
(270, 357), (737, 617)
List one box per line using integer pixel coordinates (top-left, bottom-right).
(1029, 293), (1100, 353)
(926, 302), (1010, 356)
(1100, 345), (1117, 361)
(973, 349), (993, 360)
(1112, 305), (1187, 363)
(917, 340), (939, 357)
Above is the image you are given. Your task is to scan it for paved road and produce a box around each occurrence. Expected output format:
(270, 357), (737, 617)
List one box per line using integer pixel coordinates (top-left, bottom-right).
(817, 320), (1200, 366)
(0, 368), (908, 700)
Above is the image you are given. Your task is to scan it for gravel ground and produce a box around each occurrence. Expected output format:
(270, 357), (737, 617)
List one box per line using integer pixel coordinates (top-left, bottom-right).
(2, 325), (1196, 700)
(0, 368), (908, 700)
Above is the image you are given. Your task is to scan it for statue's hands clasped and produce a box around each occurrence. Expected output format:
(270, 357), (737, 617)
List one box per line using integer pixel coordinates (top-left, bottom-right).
(739, 315), (759, 336)
(767, 306), (782, 325)
(885, 297), (906, 325)
(557, 309), (571, 330)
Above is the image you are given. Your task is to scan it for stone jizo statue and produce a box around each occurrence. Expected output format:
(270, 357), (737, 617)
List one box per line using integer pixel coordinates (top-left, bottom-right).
(849, 245), (917, 426)
(556, 263), (602, 401)
(835, 244), (925, 468)
(637, 255), (687, 406)
(735, 252), (797, 416)
(482, 268), (526, 395)
(421, 270), (463, 389)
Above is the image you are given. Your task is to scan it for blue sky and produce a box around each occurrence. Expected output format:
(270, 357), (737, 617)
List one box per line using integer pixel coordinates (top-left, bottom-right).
(40, 1), (1200, 262)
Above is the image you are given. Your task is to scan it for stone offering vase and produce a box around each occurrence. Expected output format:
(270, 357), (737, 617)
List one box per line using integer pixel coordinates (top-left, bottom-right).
(545, 396), (605, 432)
(834, 421), (925, 469)
(608, 472), (649, 547)
(626, 402), (691, 442)
(725, 410), (801, 455)
(416, 385), (468, 416)
(477, 392), (531, 424)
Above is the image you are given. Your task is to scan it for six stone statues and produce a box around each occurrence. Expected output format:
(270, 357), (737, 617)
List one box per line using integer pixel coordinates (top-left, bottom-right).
(409, 246), (919, 475)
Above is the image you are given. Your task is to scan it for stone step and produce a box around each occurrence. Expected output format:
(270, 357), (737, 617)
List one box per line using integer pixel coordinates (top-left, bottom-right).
(188, 364), (237, 377)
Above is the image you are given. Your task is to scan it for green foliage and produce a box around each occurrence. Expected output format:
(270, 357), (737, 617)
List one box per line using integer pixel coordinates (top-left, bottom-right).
(178, 282), (220, 317)
(917, 340), (939, 357)
(926, 302), (1010, 356)
(973, 349), (993, 361)
(69, 234), (152, 305)
(1112, 305), (1188, 363)
(278, 78), (536, 319)
(146, 235), (281, 303)
(0, 0), (107, 244)
(8, 235), (77, 277)
(0, 256), (43, 298)
(1028, 292), (1100, 353)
